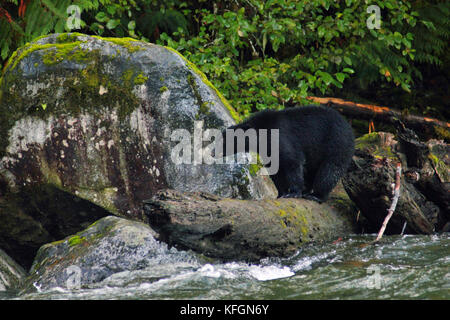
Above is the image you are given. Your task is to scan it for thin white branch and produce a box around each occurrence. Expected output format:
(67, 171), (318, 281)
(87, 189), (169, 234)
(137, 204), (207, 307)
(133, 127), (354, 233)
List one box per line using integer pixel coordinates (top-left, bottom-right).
(375, 162), (402, 242)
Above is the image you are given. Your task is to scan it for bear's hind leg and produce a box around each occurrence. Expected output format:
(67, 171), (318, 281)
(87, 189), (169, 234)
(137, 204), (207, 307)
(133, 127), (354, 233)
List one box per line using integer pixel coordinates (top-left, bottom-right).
(279, 163), (305, 198)
(307, 160), (345, 203)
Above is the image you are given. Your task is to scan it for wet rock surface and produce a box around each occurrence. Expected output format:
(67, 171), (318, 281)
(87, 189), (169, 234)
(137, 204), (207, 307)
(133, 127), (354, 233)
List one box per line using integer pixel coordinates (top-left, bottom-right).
(23, 216), (195, 293)
(144, 189), (357, 261)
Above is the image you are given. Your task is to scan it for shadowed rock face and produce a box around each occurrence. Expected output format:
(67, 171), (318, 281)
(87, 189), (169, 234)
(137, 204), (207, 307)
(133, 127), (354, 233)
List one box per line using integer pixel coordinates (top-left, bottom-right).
(0, 33), (277, 268)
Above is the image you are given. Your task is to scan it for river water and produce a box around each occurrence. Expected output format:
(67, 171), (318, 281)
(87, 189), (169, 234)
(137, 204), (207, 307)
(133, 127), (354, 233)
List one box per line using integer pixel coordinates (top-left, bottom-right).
(3, 233), (449, 300)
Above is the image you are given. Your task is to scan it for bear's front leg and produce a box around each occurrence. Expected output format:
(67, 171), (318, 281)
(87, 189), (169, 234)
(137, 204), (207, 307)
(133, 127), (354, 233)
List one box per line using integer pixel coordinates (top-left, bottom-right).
(277, 161), (305, 199)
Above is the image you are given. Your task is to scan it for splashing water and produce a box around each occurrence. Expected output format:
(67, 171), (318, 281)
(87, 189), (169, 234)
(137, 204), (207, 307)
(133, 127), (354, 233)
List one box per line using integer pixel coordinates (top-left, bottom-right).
(3, 233), (449, 300)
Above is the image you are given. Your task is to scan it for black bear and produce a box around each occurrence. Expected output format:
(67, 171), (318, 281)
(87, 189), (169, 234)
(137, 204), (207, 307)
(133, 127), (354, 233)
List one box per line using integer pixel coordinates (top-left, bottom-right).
(220, 105), (355, 203)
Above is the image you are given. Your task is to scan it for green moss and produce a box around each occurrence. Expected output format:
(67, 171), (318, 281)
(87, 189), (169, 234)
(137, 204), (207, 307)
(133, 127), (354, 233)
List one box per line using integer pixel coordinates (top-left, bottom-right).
(94, 36), (145, 53)
(42, 42), (91, 66)
(40, 158), (63, 188)
(355, 132), (381, 149)
(428, 153), (450, 182)
(122, 69), (148, 86)
(165, 46), (241, 123)
(428, 153), (439, 166)
(278, 209), (287, 217)
(355, 132), (397, 159)
(3, 40), (91, 72)
(134, 73), (148, 85)
(187, 74), (212, 119)
(7, 43), (55, 72)
(48, 239), (66, 246)
(0, 34), (145, 158)
(199, 102), (211, 116)
(159, 86), (168, 93)
(68, 235), (87, 246)
(74, 186), (120, 215)
(122, 69), (134, 83)
(2, 46), (19, 73)
(434, 126), (450, 141)
(248, 152), (264, 176)
(56, 33), (84, 43)
(271, 202), (314, 239)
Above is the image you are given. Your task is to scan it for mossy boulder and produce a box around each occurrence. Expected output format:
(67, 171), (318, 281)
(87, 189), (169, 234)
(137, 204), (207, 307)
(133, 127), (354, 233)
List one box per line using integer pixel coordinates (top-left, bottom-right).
(0, 32), (276, 217)
(23, 215), (195, 293)
(0, 33), (277, 268)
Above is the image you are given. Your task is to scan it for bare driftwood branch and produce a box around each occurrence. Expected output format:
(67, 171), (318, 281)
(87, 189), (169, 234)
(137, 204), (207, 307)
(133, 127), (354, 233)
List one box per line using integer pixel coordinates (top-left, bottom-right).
(306, 96), (450, 133)
(375, 162), (402, 242)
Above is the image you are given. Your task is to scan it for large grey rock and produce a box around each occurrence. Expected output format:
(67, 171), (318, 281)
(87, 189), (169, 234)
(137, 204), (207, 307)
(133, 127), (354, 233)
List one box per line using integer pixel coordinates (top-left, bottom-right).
(0, 248), (26, 291)
(0, 32), (277, 218)
(23, 216), (196, 292)
(0, 33), (277, 268)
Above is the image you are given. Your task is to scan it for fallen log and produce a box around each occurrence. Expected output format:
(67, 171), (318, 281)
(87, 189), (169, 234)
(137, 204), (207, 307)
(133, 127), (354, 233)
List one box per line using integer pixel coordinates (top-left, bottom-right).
(143, 189), (357, 261)
(306, 96), (450, 135)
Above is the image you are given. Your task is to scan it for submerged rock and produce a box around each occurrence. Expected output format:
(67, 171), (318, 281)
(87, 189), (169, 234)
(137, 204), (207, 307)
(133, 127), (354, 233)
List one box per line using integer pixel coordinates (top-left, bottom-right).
(23, 216), (195, 292)
(0, 248), (27, 292)
(144, 189), (357, 262)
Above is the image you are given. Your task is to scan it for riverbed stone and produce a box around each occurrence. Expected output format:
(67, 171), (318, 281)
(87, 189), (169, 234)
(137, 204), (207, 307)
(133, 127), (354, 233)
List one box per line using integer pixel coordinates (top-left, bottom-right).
(23, 215), (194, 292)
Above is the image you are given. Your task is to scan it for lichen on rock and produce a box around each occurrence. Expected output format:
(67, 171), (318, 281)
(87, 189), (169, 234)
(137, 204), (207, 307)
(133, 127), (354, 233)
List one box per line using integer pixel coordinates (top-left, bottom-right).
(0, 33), (277, 269)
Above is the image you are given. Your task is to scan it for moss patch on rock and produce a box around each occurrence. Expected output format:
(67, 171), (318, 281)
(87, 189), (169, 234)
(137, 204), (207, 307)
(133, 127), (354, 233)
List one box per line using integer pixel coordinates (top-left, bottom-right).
(0, 34), (146, 157)
(355, 132), (398, 159)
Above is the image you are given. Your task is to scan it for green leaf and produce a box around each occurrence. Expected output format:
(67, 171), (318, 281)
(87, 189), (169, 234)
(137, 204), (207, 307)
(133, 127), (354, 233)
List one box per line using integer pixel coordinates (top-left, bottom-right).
(128, 20), (136, 30)
(342, 68), (354, 74)
(106, 5), (116, 15)
(106, 19), (120, 30)
(319, 71), (333, 85)
(335, 73), (346, 83)
(95, 12), (108, 23)
(401, 83), (411, 93)
(317, 25), (326, 38)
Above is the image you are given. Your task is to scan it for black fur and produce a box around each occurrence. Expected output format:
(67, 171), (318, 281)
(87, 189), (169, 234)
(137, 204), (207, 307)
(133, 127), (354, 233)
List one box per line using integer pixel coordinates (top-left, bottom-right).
(223, 105), (355, 202)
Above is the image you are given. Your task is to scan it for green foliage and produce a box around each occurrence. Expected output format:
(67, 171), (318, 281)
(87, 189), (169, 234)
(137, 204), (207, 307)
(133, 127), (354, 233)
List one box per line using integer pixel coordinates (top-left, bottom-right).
(157, 0), (426, 115)
(0, 1), (189, 64)
(0, 0), (448, 120)
(412, 2), (449, 67)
